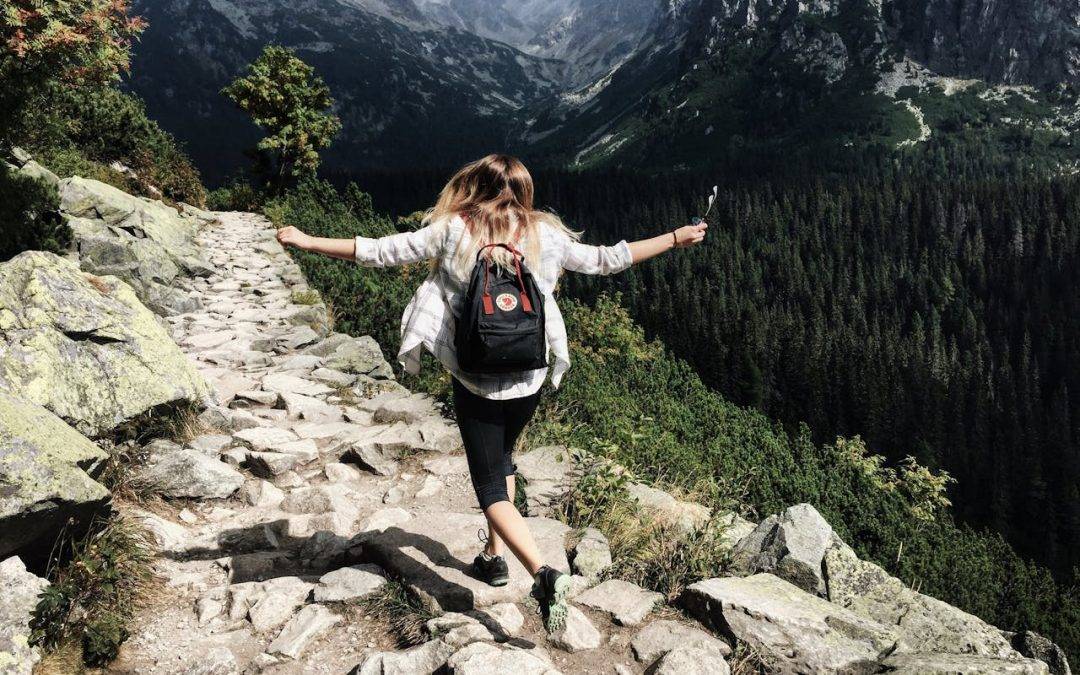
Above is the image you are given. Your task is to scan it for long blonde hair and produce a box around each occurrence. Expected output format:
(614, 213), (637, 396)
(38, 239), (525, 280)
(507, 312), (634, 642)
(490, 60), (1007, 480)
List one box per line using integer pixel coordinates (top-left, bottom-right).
(424, 154), (579, 277)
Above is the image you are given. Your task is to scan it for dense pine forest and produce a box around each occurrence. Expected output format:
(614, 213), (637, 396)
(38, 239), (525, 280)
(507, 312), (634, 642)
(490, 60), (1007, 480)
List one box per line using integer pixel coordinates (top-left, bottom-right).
(345, 148), (1080, 583)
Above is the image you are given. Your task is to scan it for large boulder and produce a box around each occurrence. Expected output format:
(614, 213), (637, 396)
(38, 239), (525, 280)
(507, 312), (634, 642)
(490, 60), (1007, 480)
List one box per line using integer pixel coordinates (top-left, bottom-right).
(730, 503), (832, 595)
(0, 392), (110, 559)
(0, 556), (50, 674)
(0, 252), (210, 437)
(682, 573), (902, 673)
(58, 177), (211, 277)
(824, 538), (1022, 659)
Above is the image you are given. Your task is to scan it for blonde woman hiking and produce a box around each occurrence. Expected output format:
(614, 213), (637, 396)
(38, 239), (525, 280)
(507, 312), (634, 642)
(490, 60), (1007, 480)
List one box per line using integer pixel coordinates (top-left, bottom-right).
(276, 154), (707, 631)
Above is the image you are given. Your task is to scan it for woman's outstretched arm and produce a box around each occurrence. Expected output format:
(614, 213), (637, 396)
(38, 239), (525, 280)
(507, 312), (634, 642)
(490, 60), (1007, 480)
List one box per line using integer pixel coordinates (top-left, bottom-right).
(627, 222), (708, 264)
(277, 227), (355, 259)
(277, 223), (445, 267)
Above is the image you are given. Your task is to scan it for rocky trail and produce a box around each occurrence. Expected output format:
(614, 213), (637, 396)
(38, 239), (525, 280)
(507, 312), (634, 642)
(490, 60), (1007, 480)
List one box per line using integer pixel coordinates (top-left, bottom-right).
(106, 211), (717, 674)
(0, 166), (1071, 675)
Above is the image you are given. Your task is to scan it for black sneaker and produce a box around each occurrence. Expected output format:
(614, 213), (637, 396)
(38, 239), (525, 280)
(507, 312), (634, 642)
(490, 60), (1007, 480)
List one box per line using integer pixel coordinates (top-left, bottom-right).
(472, 552), (510, 587)
(530, 565), (571, 633)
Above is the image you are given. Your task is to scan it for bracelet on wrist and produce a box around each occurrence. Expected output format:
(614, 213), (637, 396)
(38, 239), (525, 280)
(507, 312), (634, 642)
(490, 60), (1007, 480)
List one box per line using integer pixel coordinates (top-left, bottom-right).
(672, 231), (678, 247)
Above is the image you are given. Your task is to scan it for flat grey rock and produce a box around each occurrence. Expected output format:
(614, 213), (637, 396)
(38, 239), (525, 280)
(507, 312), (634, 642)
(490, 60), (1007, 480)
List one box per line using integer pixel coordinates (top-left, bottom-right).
(445, 641), (559, 675)
(515, 445), (576, 517)
(682, 574), (900, 674)
(575, 579), (663, 626)
(631, 620), (731, 666)
(313, 564), (386, 602)
(136, 448), (244, 499)
(267, 604), (340, 659)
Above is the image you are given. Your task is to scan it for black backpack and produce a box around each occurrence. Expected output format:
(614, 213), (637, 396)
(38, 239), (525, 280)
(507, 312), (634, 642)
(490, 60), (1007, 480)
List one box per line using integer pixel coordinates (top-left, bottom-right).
(455, 242), (547, 374)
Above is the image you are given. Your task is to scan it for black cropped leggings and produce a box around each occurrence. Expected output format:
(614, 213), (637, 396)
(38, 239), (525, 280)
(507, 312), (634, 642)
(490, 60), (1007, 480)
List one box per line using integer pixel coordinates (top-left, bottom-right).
(452, 378), (542, 510)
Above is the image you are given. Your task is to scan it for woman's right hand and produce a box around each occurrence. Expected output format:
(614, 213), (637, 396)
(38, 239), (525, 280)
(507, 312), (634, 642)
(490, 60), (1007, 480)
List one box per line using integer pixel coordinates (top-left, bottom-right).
(673, 221), (708, 248)
(277, 226), (312, 251)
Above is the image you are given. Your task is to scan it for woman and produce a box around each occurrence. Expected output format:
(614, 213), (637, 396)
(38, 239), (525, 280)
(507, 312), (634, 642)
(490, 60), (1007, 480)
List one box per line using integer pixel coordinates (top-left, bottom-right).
(276, 154), (706, 632)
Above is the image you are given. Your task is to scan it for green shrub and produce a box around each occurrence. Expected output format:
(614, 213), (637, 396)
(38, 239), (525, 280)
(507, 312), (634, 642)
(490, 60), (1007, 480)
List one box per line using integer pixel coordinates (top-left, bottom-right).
(31, 516), (154, 667)
(206, 178), (265, 212)
(0, 163), (70, 261)
(19, 85), (205, 205)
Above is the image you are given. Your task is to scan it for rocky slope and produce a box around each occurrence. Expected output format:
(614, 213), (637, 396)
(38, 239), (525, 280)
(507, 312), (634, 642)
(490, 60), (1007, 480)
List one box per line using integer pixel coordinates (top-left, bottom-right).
(0, 156), (1073, 673)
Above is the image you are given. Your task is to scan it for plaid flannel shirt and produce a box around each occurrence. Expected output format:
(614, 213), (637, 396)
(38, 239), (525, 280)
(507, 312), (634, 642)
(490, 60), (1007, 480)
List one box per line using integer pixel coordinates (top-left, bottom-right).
(354, 215), (632, 400)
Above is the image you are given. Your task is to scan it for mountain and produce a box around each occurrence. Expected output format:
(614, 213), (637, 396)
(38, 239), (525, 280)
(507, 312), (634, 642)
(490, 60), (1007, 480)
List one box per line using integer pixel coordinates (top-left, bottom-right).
(128, 0), (566, 182)
(127, 0), (1080, 182)
(413, 0), (661, 86)
(517, 0), (1080, 168)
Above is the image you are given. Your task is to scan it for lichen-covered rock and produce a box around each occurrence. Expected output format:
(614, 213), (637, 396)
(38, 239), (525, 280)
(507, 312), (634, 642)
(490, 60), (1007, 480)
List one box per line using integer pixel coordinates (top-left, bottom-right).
(59, 176), (211, 277)
(0, 392), (110, 559)
(570, 527), (611, 578)
(878, 652), (1049, 674)
(824, 537), (1021, 659)
(303, 333), (393, 378)
(0, 252), (211, 437)
(0, 556), (50, 674)
(682, 573), (901, 674)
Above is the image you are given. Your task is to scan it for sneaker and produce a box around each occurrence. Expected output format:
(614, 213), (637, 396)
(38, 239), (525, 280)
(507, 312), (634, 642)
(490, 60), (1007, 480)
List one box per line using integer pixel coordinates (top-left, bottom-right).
(471, 551), (510, 587)
(530, 565), (571, 633)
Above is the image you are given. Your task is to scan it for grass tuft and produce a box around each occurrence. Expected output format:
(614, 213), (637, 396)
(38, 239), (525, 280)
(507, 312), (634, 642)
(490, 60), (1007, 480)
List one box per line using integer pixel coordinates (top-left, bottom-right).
(31, 514), (156, 667)
(357, 579), (437, 648)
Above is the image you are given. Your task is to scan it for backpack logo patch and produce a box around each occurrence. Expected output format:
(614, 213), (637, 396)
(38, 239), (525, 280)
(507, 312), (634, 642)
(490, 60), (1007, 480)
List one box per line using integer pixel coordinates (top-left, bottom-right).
(496, 293), (518, 312)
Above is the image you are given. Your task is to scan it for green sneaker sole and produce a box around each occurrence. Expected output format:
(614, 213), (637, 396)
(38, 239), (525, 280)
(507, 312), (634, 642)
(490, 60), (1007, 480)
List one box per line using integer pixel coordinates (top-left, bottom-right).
(543, 573), (571, 633)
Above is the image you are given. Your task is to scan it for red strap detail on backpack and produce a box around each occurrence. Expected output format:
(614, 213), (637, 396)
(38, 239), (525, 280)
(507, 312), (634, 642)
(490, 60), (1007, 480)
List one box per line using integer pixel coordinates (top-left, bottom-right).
(482, 294), (494, 315)
(519, 292), (533, 313)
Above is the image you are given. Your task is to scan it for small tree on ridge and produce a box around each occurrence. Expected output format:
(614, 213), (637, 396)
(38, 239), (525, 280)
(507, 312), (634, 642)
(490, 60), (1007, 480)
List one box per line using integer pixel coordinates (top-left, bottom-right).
(221, 45), (341, 194)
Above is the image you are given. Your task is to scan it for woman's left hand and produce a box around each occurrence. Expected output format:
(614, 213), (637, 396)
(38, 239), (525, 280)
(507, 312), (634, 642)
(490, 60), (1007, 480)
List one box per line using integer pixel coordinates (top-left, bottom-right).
(277, 225), (312, 251)
(673, 221), (708, 248)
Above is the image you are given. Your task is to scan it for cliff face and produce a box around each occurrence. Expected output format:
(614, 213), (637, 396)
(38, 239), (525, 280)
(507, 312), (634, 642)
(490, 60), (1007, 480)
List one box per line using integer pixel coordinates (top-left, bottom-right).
(888, 0), (1080, 87)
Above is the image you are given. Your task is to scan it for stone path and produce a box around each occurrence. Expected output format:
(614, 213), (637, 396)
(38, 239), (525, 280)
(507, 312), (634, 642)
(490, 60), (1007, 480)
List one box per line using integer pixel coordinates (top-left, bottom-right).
(108, 212), (716, 674)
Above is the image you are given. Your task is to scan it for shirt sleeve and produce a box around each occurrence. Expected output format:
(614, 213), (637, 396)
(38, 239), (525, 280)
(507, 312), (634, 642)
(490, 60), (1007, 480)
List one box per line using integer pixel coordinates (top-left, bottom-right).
(354, 222), (445, 267)
(560, 237), (634, 276)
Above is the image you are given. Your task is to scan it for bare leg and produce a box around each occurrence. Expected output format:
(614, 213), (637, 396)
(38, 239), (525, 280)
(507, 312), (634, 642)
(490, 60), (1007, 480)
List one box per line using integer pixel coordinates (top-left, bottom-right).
(484, 475), (515, 557)
(483, 497), (543, 576)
